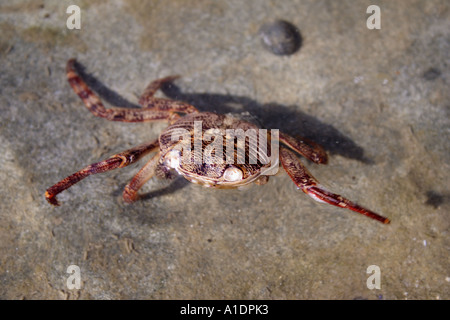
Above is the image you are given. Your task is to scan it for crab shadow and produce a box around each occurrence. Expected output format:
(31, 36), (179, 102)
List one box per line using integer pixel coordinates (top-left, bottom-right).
(113, 178), (190, 204)
(73, 61), (372, 201)
(73, 60), (369, 163)
(73, 60), (141, 109)
(161, 84), (371, 163)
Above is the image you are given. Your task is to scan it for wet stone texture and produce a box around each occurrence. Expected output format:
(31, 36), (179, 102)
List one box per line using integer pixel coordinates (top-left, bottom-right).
(0, 0), (448, 299)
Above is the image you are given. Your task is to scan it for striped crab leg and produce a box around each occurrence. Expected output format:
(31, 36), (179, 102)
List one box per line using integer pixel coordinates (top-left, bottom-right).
(45, 140), (159, 206)
(280, 147), (390, 224)
(66, 59), (197, 123)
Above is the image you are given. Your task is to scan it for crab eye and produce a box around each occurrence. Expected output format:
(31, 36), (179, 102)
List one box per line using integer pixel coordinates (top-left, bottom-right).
(223, 166), (243, 182)
(165, 150), (181, 169)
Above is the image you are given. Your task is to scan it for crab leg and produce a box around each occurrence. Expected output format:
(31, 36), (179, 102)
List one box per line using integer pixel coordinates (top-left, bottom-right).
(280, 147), (390, 224)
(122, 152), (161, 203)
(139, 76), (198, 114)
(279, 132), (328, 164)
(66, 59), (195, 122)
(139, 75), (181, 102)
(45, 140), (159, 206)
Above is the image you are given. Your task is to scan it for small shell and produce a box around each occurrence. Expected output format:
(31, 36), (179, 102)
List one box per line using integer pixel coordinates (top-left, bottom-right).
(259, 20), (302, 56)
(164, 150), (181, 169)
(223, 166), (243, 182)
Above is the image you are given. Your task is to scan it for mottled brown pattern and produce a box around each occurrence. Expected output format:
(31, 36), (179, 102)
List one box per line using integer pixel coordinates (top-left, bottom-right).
(280, 147), (318, 189)
(46, 59), (390, 224)
(160, 112), (273, 186)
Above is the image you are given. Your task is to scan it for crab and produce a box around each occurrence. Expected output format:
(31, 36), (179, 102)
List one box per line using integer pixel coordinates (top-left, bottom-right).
(45, 59), (390, 224)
